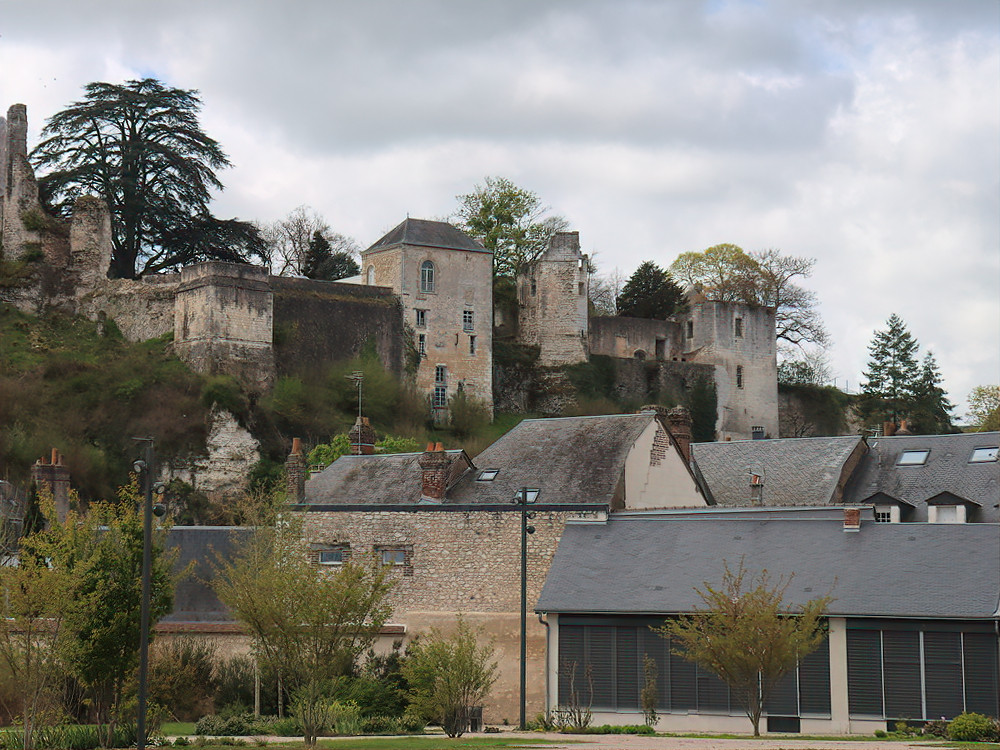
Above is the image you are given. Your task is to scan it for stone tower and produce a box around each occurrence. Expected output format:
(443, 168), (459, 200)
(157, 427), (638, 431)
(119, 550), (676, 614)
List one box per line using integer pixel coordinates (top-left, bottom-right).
(517, 231), (590, 366)
(359, 218), (494, 418)
(1, 103), (43, 260)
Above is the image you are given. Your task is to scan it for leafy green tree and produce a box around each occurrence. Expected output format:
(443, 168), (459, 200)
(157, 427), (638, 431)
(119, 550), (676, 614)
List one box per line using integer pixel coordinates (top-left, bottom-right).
(61, 488), (175, 746)
(455, 176), (568, 277)
(687, 375), (717, 443)
(303, 230), (361, 281)
(308, 433), (421, 469)
(402, 617), (498, 738)
(858, 314), (921, 426)
(213, 511), (394, 746)
(0, 495), (77, 750)
(31, 78), (263, 278)
(656, 560), (831, 737)
(670, 245), (828, 346)
(968, 385), (1000, 431)
(909, 351), (954, 434)
(615, 261), (687, 319)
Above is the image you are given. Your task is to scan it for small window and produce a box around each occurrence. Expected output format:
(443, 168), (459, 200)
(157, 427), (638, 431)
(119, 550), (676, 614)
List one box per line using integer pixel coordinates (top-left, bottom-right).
(874, 508), (892, 523)
(735, 317), (743, 338)
(513, 488), (539, 503)
(435, 365), (447, 384)
(578, 281), (584, 296)
(366, 266), (375, 285)
(319, 547), (347, 565)
(686, 320), (694, 339)
(380, 548), (407, 565)
(420, 261), (435, 293)
(897, 449), (929, 466)
(433, 385), (447, 408)
(530, 278), (537, 296)
(736, 365), (744, 389)
(418, 334), (426, 356)
(415, 309), (427, 328)
(463, 310), (474, 331)
(970, 447), (999, 463)
(477, 469), (499, 481)
(469, 335), (477, 355)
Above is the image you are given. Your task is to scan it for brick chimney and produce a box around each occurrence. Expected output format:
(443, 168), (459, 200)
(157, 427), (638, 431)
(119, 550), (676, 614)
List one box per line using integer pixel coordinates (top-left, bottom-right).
(348, 416), (376, 455)
(31, 448), (70, 523)
(666, 406), (693, 463)
(883, 421), (897, 437)
(895, 419), (912, 435)
(285, 437), (306, 503)
(418, 442), (450, 501)
(843, 507), (861, 532)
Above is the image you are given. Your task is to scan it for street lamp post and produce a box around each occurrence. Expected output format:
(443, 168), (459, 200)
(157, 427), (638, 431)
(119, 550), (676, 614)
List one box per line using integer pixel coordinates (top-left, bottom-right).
(516, 487), (536, 730)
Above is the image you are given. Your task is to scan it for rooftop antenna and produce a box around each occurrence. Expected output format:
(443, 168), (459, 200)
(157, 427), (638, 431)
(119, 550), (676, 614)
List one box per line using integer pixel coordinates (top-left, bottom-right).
(347, 371), (364, 422)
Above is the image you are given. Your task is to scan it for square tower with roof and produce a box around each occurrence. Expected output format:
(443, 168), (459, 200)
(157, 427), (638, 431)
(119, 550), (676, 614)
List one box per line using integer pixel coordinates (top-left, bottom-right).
(360, 218), (493, 418)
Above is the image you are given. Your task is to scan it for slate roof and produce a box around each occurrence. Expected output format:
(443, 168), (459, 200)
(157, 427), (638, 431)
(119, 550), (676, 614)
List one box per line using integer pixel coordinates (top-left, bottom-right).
(365, 218), (488, 254)
(302, 413), (673, 507)
(304, 450), (473, 505)
(843, 432), (1000, 522)
(536, 513), (1000, 619)
(163, 526), (251, 624)
(691, 436), (864, 507)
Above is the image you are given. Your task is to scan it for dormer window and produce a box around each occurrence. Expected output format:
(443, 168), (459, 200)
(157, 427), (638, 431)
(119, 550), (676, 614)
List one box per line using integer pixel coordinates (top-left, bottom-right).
(970, 447), (998, 463)
(897, 450), (929, 466)
(477, 470), (499, 481)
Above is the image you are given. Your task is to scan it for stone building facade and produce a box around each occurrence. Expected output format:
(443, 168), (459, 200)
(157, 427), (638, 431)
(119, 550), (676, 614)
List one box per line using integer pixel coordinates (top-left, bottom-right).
(517, 231), (589, 366)
(359, 218), (494, 416)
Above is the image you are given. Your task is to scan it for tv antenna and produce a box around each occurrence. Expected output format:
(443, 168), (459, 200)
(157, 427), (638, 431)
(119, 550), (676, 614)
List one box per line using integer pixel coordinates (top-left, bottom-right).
(347, 371), (364, 421)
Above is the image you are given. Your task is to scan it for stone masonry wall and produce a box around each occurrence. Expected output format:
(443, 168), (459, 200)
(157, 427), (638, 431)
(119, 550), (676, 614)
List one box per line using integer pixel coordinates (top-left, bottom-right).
(301, 507), (604, 722)
(589, 316), (684, 361)
(80, 275), (180, 341)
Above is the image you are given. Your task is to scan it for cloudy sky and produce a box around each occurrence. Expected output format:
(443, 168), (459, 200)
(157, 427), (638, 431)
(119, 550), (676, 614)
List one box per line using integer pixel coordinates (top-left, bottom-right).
(1, 1), (997, 417)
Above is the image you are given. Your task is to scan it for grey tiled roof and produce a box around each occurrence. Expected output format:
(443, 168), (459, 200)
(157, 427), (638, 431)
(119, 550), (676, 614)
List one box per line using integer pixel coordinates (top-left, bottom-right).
(164, 526), (252, 623)
(303, 413), (665, 507)
(304, 450), (472, 505)
(691, 436), (864, 507)
(843, 432), (1000, 522)
(366, 218), (488, 254)
(536, 513), (1000, 619)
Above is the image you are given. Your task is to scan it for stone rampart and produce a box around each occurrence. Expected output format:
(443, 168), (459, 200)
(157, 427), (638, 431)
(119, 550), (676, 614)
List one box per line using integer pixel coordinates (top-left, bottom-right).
(589, 315), (683, 360)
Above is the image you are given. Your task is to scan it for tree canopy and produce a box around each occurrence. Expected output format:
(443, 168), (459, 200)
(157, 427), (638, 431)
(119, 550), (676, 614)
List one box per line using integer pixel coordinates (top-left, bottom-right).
(656, 560), (831, 737)
(968, 385), (1000, 432)
(670, 245), (828, 346)
(454, 176), (568, 278)
(615, 261), (687, 319)
(31, 79), (264, 279)
(303, 230), (360, 281)
(858, 314), (953, 432)
(259, 205), (360, 278)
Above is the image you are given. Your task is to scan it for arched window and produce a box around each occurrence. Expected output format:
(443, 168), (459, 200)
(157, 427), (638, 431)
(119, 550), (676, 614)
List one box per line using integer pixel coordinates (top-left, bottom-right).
(420, 261), (435, 293)
(366, 266), (375, 285)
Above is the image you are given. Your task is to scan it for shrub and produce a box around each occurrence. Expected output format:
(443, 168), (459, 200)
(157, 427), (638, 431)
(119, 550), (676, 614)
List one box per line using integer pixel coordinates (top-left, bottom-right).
(873, 729), (887, 738)
(149, 638), (218, 721)
(361, 715), (401, 735)
(922, 719), (949, 738)
(948, 712), (1000, 742)
(330, 701), (363, 736)
(195, 714), (254, 737)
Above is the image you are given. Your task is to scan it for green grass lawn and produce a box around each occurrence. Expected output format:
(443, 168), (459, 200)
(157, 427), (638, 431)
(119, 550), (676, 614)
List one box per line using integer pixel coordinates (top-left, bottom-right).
(161, 722), (198, 736)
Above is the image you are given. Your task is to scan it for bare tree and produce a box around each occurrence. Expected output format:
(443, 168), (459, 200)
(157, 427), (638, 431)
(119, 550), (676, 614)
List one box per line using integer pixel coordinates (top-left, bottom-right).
(259, 206), (360, 277)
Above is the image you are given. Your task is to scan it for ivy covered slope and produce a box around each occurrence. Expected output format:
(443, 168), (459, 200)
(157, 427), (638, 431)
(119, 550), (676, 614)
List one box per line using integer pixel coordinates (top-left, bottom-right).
(0, 304), (210, 500)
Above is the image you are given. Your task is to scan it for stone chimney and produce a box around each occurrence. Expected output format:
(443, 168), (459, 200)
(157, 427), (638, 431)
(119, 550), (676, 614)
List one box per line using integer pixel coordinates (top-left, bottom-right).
(666, 406), (693, 463)
(883, 421), (897, 437)
(418, 442), (450, 501)
(895, 419), (912, 436)
(843, 507), (861, 532)
(285, 437), (306, 503)
(348, 416), (376, 455)
(31, 448), (71, 523)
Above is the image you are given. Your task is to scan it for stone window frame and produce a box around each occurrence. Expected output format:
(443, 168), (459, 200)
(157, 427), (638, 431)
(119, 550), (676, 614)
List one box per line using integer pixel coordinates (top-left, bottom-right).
(734, 316), (743, 338)
(462, 309), (475, 332)
(530, 277), (537, 296)
(736, 365), (744, 389)
(375, 544), (413, 576)
(415, 308), (428, 328)
(435, 364), (447, 384)
(433, 385), (447, 408)
(469, 335), (477, 355)
(578, 281), (585, 296)
(686, 320), (694, 339)
(311, 542), (351, 566)
(366, 266), (376, 285)
(420, 261), (436, 293)
(418, 333), (426, 356)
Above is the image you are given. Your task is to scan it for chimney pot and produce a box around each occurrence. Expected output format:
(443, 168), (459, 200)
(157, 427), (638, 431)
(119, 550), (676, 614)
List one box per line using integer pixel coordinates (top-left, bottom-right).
(285, 438), (307, 503)
(665, 406), (693, 463)
(291, 437), (302, 455)
(348, 416), (376, 455)
(418, 443), (451, 500)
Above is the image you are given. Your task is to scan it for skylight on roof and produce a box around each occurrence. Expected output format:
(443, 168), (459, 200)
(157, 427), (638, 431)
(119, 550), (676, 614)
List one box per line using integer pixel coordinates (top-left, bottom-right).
(513, 488), (539, 503)
(897, 449), (929, 466)
(477, 470), (499, 481)
(970, 447), (999, 463)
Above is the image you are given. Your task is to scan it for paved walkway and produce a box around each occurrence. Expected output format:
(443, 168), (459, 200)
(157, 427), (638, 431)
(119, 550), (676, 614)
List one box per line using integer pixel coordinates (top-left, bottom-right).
(488, 732), (940, 749)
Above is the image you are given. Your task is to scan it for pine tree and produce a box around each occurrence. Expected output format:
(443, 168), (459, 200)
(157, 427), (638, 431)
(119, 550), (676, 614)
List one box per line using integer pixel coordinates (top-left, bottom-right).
(302, 230), (360, 280)
(859, 314), (921, 425)
(616, 261), (688, 319)
(910, 351), (954, 434)
(302, 231), (332, 279)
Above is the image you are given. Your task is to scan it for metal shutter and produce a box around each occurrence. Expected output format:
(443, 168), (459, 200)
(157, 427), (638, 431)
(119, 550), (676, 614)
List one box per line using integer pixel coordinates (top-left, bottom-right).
(924, 631), (963, 719)
(696, 664), (731, 713)
(616, 626), (640, 710)
(799, 638), (831, 715)
(670, 646), (698, 710)
(639, 626), (671, 710)
(883, 630), (922, 720)
(765, 668), (798, 716)
(962, 633), (999, 718)
(847, 629), (883, 717)
(558, 624), (586, 708)
(587, 626), (616, 709)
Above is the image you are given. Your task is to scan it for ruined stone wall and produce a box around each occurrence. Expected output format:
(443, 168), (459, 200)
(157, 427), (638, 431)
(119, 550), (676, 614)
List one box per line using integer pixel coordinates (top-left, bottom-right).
(364, 243), (494, 416)
(80, 274), (180, 341)
(300, 507), (604, 722)
(2, 104), (46, 261)
(271, 276), (404, 377)
(173, 262), (276, 391)
(589, 315), (684, 361)
(517, 232), (589, 366)
(683, 300), (778, 440)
